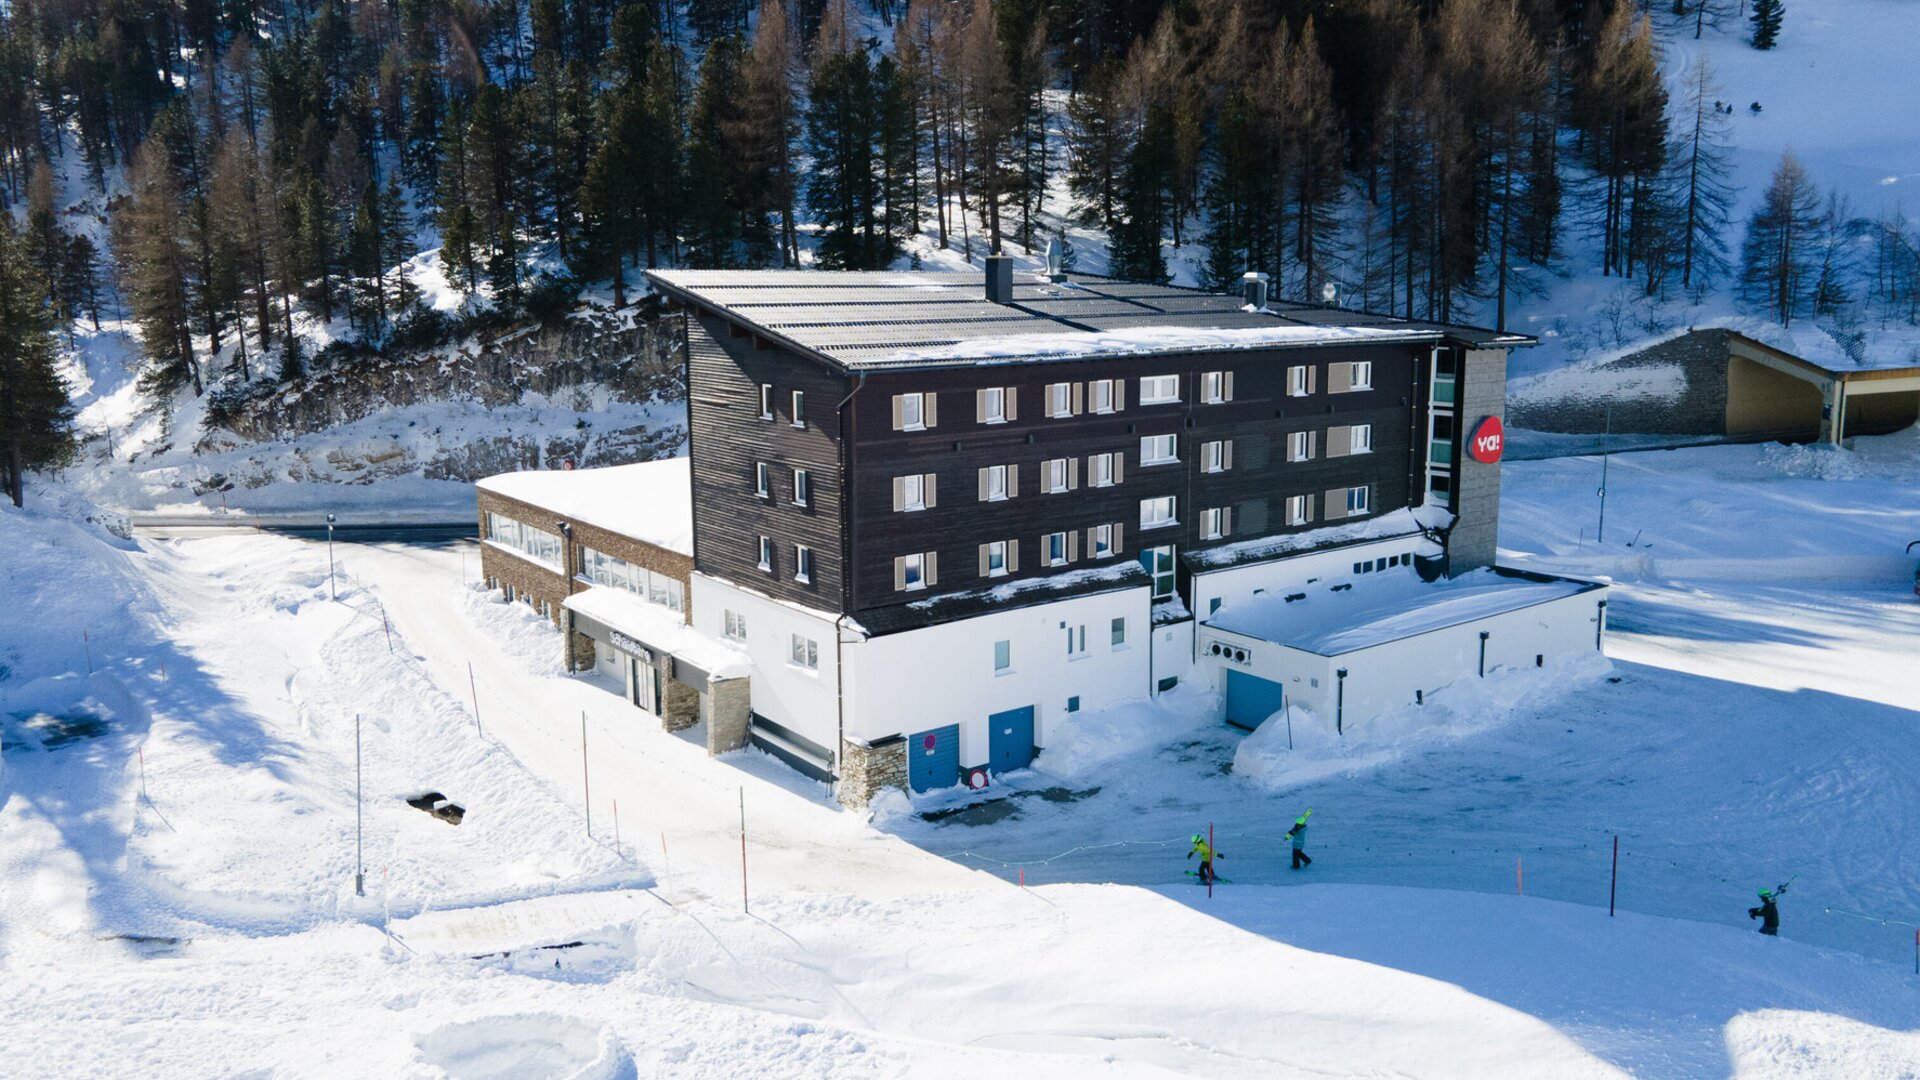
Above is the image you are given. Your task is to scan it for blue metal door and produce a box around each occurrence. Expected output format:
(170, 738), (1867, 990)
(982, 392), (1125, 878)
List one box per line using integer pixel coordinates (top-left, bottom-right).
(988, 706), (1036, 775)
(908, 724), (961, 792)
(1225, 669), (1286, 730)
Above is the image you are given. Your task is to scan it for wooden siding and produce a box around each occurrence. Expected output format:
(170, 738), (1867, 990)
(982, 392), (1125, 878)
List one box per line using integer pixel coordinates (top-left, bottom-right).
(844, 343), (1427, 623)
(686, 312), (849, 610)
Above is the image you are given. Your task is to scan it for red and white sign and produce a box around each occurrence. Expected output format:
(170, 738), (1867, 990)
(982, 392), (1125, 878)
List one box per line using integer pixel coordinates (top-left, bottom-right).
(1468, 415), (1505, 464)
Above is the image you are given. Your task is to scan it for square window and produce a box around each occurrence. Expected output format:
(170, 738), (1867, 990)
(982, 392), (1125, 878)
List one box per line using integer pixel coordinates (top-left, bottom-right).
(1350, 361), (1373, 390)
(1201, 507), (1226, 540)
(1045, 531), (1068, 566)
(1044, 458), (1068, 494)
(901, 473), (926, 511)
(724, 610), (747, 642)
(1202, 440), (1228, 473)
(1091, 524), (1115, 558)
(1348, 485), (1371, 515)
(902, 552), (927, 590)
(1066, 624), (1087, 657)
(984, 464), (1010, 501)
(1047, 382), (1071, 417)
(994, 639), (1011, 672)
(1067, 695), (1081, 713)
(790, 633), (818, 670)
(1090, 379), (1116, 414)
(981, 387), (1007, 424)
(1288, 430), (1315, 462)
(1140, 496), (1176, 530)
(1202, 371), (1230, 403)
(1088, 452), (1116, 487)
(1139, 375), (1180, 404)
(1141, 434), (1178, 466)
(899, 392), (925, 431)
(1288, 365), (1311, 397)
(1351, 424), (1372, 454)
(987, 540), (1009, 576)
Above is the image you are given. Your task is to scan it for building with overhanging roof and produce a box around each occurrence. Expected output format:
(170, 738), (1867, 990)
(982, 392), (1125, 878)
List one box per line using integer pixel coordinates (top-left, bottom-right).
(476, 262), (1607, 805)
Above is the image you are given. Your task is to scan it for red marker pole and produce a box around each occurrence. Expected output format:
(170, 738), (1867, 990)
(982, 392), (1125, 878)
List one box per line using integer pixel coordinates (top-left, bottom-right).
(467, 663), (482, 736)
(1207, 822), (1214, 899)
(1517, 857), (1524, 896)
(1019, 867), (1025, 889)
(739, 787), (749, 914)
(581, 711), (592, 839)
(1609, 836), (1619, 918)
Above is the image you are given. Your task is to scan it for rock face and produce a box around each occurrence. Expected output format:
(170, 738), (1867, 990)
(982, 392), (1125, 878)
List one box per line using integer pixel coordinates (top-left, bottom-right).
(203, 307), (683, 447)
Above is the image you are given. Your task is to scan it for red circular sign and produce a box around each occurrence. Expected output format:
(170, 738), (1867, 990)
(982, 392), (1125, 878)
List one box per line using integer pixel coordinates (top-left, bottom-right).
(1468, 415), (1505, 464)
(923, 734), (938, 751)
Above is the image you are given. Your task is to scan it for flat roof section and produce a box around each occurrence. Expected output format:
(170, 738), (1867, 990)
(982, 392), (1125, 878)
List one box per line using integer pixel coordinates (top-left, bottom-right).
(477, 457), (693, 556)
(1207, 568), (1604, 657)
(647, 270), (1533, 372)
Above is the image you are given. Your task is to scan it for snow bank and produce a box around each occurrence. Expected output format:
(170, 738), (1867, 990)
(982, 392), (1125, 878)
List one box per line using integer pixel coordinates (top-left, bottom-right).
(1232, 651), (1614, 792)
(1033, 685), (1219, 780)
(416, 1015), (628, 1080)
(878, 322), (1439, 365)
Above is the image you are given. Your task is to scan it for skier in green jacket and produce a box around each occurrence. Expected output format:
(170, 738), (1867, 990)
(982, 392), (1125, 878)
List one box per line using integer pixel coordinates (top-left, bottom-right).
(1749, 885), (1783, 936)
(1188, 834), (1222, 885)
(1285, 810), (1313, 869)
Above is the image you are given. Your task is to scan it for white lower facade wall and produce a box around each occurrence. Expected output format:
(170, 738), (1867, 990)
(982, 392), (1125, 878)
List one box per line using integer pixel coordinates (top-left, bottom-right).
(1191, 535), (1429, 622)
(690, 572), (842, 754)
(1201, 587), (1608, 730)
(843, 585), (1154, 770)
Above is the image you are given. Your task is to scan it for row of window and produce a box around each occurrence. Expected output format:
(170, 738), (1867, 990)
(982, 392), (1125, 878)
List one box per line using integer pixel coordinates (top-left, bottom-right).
(486, 512), (564, 569)
(579, 546), (685, 614)
(877, 363), (1376, 433)
(993, 617), (1128, 673)
(719, 606), (823, 673)
(1353, 552), (1413, 575)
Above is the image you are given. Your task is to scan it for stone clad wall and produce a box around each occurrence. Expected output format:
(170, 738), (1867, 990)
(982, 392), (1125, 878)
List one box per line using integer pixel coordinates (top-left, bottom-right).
(1508, 329), (1731, 435)
(1448, 348), (1507, 576)
(837, 737), (907, 809)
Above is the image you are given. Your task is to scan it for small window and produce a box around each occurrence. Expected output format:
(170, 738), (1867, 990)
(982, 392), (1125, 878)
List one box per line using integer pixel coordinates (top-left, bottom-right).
(758, 383), (774, 420)
(982, 464), (1011, 501)
(1140, 374), (1180, 404)
(897, 392), (926, 431)
(1201, 507), (1228, 540)
(994, 639), (1012, 673)
(1090, 523), (1115, 558)
(790, 633), (819, 670)
(1047, 382), (1072, 418)
(1202, 371), (1231, 403)
(1142, 544), (1176, 601)
(1201, 440), (1230, 473)
(790, 390), (805, 428)
(1349, 361), (1373, 390)
(792, 468), (810, 506)
(986, 540), (1009, 577)
(1090, 378), (1117, 414)
(723, 610), (747, 641)
(1287, 495), (1310, 525)
(1067, 695), (1081, 713)
(1141, 434), (1178, 466)
(1066, 624), (1087, 658)
(900, 473), (926, 511)
(1140, 496), (1176, 530)
(1350, 424), (1373, 454)
(1043, 458), (1069, 494)
(1088, 451), (1118, 488)
(1045, 530), (1068, 566)
(1347, 485), (1371, 515)
(1374, 557), (1387, 572)
(757, 536), (774, 572)
(901, 552), (927, 591)
(1288, 365), (1311, 397)
(754, 462), (770, 498)
(794, 544), (812, 583)
(980, 386), (1008, 424)
(1288, 430), (1315, 462)
(1110, 616), (1126, 648)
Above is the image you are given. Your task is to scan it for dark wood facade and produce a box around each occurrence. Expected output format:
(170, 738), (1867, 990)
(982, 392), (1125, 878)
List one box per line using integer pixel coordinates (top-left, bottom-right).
(684, 303), (1435, 629)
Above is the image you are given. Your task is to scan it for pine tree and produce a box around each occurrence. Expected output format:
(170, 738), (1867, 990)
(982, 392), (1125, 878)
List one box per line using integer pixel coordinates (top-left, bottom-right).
(1739, 151), (1822, 326)
(1749, 0), (1783, 49)
(0, 217), (74, 508)
(745, 0), (801, 266)
(1669, 56), (1738, 293)
(683, 36), (751, 268)
(1065, 55), (1126, 231)
(121, 141), (203, 399)
(806, 4), (894, 270)
(24, 163), (65, 313)
(210, 130), (276, 355)
(1575, 4), (1668, 280)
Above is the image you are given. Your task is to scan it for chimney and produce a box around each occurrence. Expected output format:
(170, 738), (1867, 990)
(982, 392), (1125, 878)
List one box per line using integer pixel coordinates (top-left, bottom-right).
(1044, 238), (1067, 283)
(985, 255), (1014, 304)
(1241, 271), (1270, 310)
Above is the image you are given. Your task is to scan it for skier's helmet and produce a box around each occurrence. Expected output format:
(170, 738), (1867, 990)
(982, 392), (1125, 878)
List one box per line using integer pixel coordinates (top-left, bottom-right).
(1758, 888), (1773, 899)
(1192, 833), (1204, 844)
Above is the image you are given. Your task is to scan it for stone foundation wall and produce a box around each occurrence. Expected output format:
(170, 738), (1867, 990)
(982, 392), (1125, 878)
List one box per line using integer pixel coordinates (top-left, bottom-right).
(1509, 329), (1731, 435)
(1447, 348), (1506, 576)
(837, 736), (907, 809)
(662, 677), (700, 732)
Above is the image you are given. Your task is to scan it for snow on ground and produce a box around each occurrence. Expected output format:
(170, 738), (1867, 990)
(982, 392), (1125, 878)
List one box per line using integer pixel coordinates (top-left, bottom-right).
(8, 426), (1920, 1078)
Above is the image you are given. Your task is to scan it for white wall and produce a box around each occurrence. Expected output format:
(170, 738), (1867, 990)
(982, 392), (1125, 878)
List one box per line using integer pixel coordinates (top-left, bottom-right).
(1191, 536), (1431, 622)
(1201, 586), (1608, 730)
(690, 573), (843, 752)
(843, 586), (1154, 768)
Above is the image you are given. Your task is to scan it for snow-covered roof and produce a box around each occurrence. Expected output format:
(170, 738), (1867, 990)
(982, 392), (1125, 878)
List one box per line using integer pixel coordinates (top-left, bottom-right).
(1184, 508), (1434, 573)
(1206, 568), (1604, 656)
(477, 457), (692, 555)
(645, 269), (1530, 371)
(562, 586), (749, 680)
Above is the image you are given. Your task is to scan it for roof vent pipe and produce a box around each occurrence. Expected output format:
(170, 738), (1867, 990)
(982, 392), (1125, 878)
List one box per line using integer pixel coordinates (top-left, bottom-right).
(985, 255), (1014, 304)
(1242, 271), (1270, 311)
(1044, 238), (1067, 283)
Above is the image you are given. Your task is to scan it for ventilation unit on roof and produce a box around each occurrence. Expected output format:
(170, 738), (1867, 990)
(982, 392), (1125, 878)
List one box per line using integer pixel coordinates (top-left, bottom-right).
(1242, 271), (1270, 310)
(985, 255), (1013, 304)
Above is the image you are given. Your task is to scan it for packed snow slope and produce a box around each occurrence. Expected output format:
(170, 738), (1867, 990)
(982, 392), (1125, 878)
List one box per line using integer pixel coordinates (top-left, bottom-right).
(5, 427), (1920, 1079)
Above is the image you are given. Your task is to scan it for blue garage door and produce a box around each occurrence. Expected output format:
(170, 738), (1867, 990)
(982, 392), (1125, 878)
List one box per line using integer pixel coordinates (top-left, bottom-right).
(908, 724), (961, 792)
(1224, 669), (1286, 731)
(988, 706), (1036, 775)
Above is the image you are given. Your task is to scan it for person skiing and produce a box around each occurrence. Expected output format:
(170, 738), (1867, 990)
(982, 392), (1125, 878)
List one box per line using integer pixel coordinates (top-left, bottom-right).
(1749, 885), (1784, 936)
(1284, 810), (1313, 869)
(1187, 833), (1223, 885)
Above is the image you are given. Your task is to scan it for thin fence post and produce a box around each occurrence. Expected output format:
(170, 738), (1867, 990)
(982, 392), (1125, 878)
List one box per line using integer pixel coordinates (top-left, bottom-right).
(1609, 835), (1619, 917)
(467, 663), (482, 735)
(1517, 857), (1523, 896)
(1019, 867), (1025, 889)
(138, 747), (147, 801)
(740, 787), (750, 914)
(355, 713), (365, 898)
(83, 631), (93, 675)
(581, 711), (592, 839)
(380, 604), (393, 653)
(1208, 822), (1214, 899)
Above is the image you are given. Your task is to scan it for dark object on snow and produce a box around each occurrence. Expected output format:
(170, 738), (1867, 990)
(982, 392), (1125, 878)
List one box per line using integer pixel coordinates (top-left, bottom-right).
(1906, 540), (1919, 597)
(1188, 834), (1222, 884)
(1749, 101), (1763, 115)
(406, 791), (466, 826)
(1285, 811), (1314, 869)
(1749, 886), (1784, 935)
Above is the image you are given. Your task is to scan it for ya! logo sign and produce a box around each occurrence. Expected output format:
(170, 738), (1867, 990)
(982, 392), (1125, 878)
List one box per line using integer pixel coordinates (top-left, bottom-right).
(1468, 415), (1504, 463)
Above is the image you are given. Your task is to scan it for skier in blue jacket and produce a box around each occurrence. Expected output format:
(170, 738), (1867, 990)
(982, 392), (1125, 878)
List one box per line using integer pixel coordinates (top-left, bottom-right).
(1285, 810), (1313, 869)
